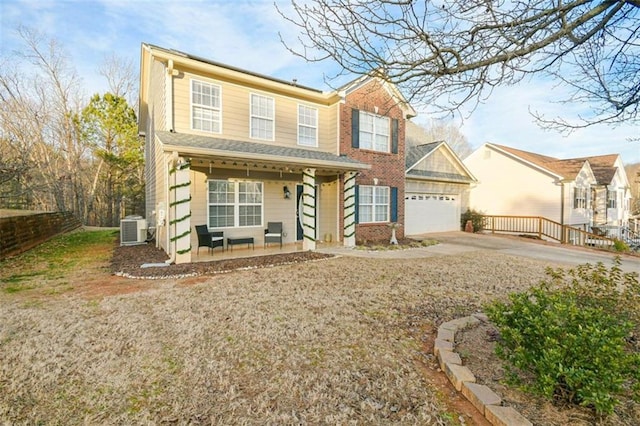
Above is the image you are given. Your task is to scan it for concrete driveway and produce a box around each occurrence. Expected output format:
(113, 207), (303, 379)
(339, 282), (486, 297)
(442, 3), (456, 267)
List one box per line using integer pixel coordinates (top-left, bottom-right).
(319, 231), (640, 274)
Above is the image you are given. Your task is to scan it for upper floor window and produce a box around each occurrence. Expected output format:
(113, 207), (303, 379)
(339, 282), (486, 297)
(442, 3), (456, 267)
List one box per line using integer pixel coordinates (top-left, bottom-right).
(574, 187), (587, 209)
(250, 94), (274, 140)
(298, 104), (318, 147)
(359, 185), (389, 223)
(191, 80), (221, 133)
(359, 111), (389, 152)
(607, 190), (617, 209)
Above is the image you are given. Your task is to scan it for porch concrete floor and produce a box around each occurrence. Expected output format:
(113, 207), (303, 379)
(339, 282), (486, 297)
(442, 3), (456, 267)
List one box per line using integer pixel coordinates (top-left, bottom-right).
(191, 240), (341, 263)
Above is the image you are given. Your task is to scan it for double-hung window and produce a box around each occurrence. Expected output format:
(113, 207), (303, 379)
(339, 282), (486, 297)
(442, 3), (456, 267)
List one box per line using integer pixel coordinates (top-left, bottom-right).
(607, 190), (617, 209)
(359, 185), (390, 223)
(191, 79), (221, 133)
(359, 111), (389, 152)
(250, 94), (274, 140)
(574, 187), (587, 209)
(238, 182), (262, 227)
(208, 180), (263, 228)
(298, 104), (318, 147)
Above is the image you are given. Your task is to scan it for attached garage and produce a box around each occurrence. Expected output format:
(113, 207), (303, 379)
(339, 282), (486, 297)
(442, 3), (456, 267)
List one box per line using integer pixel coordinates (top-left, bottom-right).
(405, 193), (461, 234)
(404, 142), (476, 236)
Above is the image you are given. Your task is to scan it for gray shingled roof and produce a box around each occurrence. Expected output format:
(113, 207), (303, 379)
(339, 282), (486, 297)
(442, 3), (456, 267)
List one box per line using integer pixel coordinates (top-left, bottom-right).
(406, 169), (475, 183)
(157, 131), (368, 169)
(405, 142), (440, 169)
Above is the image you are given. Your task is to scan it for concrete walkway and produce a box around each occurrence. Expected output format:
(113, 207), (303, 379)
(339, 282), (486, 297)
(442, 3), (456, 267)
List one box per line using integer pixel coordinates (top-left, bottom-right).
(317, 231), (640, 274)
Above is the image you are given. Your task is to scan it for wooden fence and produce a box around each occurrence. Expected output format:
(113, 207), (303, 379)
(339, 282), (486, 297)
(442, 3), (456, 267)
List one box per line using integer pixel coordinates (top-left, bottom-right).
(0, 211), (81, 260)
(480, 215), (616, 248)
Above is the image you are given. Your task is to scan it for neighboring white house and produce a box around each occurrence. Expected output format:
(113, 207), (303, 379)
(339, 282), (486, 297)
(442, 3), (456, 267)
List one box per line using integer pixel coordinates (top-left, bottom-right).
(404, 141), (476, 234)
(464, 143), (631, 232)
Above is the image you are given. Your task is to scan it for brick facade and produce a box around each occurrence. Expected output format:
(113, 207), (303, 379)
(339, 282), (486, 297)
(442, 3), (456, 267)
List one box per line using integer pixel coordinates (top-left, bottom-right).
(339, 79), (407, 243)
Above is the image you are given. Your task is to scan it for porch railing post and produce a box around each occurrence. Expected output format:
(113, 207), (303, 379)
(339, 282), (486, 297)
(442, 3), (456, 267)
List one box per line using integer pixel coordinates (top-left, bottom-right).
(302, 168), (316, 251)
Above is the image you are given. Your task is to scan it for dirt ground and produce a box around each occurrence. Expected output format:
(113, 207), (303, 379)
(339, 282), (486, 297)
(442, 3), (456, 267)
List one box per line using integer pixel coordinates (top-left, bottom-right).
(1, 240), (638, 424)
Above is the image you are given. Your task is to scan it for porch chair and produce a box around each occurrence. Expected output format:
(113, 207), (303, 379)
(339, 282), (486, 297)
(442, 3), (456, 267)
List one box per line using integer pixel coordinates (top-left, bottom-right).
(264, 222), (283, 248)
(195, 225), (224, 254)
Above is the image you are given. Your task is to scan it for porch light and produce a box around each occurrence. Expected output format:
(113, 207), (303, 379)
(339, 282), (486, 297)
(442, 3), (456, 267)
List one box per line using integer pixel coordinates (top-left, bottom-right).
(283, 186), (291, 199)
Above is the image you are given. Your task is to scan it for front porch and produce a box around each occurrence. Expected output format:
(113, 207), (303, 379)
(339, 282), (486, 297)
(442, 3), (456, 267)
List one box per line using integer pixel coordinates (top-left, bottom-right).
(155, 131), (370, 264)
(191, 240), (340, 263)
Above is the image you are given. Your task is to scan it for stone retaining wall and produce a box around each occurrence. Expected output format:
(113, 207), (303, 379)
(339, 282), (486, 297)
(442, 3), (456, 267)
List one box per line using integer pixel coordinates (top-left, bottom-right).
(0, 212), (81, 260)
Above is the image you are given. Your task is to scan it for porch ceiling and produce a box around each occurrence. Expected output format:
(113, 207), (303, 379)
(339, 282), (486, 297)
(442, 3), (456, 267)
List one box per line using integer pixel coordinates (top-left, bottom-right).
(157, 131), (369, 175)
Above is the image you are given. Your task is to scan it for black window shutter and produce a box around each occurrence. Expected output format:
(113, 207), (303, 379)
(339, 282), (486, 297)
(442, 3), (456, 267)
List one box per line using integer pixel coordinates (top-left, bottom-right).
(352, 109), (360, 148)
(390, 187), (398, 222)
(355, 185), (360, 224)
(391, 118), (399, 154)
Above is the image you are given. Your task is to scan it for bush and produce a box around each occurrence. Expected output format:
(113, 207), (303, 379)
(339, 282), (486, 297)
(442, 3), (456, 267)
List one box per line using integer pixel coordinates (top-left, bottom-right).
(460, 209), (485, 232)
(484, 258), (640, 415)
(613, 238), (630, 252)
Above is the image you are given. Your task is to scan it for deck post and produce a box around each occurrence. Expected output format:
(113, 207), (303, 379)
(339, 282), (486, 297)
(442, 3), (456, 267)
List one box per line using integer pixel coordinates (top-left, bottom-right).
(302, 168), (317, 251)
(538, 217), (542, 240)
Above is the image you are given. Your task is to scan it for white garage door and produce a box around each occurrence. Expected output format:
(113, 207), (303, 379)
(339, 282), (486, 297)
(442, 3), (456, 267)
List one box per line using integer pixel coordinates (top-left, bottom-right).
(405, 193), (461, 234)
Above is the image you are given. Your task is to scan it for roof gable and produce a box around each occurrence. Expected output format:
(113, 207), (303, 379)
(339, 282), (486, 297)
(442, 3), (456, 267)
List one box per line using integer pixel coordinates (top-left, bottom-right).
(339, 74), (417, 119)
(406, 141), (476, 183)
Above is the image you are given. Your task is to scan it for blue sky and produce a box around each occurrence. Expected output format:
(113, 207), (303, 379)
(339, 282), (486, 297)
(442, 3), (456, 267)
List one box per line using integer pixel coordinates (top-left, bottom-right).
(2, 0), (639, 164)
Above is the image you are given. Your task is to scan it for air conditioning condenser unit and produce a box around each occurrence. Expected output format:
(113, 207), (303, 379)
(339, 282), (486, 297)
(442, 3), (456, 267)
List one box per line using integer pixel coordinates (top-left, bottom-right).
(120, 217), (148, 246)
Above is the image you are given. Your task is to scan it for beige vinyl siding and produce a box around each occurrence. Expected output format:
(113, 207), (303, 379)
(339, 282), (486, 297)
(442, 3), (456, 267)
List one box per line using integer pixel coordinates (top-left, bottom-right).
(607, 169), (630, 225)
(171, 70), (336, 152)
(318, 180), (339, 242)
(154, 147), (169, 252)
(189, 166), (299, 248)
(566, 165), (595, 227)
(465, 146), (563, 222)
(144, 59), (169, 223)
(263, 180), (297, 245)
(413, 148), (466, 176)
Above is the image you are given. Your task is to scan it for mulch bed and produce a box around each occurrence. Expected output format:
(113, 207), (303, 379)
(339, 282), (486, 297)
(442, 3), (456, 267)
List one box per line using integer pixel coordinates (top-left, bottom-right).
(110, 241), (334, 278)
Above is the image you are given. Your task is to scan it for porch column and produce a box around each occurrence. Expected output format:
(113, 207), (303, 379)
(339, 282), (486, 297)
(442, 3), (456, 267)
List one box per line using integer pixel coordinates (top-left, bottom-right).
(170, 157), (192, 264)
(302, 168), (316, 251)
(343, 171), (357, 247)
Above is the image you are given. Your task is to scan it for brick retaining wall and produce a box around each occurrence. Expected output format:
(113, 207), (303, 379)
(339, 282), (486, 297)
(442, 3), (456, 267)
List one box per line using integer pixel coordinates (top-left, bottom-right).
(0, 212), (81, 260)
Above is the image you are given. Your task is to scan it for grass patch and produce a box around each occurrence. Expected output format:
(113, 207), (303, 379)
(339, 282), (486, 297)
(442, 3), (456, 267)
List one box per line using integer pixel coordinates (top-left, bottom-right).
(0, 228), (118, 294)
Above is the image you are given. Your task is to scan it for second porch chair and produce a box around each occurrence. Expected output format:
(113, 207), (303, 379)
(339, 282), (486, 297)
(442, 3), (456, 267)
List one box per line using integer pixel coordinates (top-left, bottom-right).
(264, 222), (283, 248)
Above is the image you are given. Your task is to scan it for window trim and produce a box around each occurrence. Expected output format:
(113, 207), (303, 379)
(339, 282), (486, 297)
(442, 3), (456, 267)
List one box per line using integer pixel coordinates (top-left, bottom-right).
(207, 179), (263, 228)
(250, 93), (275, 141)
(607, 190), (617, 209)
(574, 187), (587, 209)
(358, 185), (390, 223)
(190, 78), (222, 133)
(297, 104), (318, 147)
(358, 111), (390, 153)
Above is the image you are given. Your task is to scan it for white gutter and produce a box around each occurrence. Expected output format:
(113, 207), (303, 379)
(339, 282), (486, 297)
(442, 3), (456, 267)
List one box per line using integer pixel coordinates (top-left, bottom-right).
(161, 144), (371, 171)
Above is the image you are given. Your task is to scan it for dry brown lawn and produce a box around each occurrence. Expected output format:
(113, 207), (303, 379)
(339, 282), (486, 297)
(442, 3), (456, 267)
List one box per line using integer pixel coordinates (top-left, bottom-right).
(1, 249), (557, 424)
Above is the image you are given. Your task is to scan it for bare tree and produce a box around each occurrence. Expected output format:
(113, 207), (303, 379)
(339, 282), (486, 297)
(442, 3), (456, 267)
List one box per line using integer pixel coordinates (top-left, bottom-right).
(278, 0), (640, 129)
(0, 26), (88, 215)
(98, 54), (138, 110)
(406, 120), (473, 159)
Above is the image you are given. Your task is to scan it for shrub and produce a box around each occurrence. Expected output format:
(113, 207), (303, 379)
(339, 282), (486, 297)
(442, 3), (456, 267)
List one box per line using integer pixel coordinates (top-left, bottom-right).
(484, 258), (640, 415)
(612, 238), (630, 252)
(460, 209), (485, 232)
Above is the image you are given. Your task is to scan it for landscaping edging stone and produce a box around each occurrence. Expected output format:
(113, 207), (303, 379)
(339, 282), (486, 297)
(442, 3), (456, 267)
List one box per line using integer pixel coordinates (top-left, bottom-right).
(434, 313), (533, 426)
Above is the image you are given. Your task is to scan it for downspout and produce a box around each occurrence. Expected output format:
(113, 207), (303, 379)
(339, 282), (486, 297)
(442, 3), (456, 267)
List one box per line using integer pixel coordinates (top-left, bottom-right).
(560, 182), (565, 227)
(164, 60), (176, 264)
(167, 59), (175, 132)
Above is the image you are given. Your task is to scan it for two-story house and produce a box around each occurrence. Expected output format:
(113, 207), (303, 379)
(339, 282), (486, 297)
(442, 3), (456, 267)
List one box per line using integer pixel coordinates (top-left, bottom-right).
(139, 44), (413, 263)
(464, 143), (630, 235)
